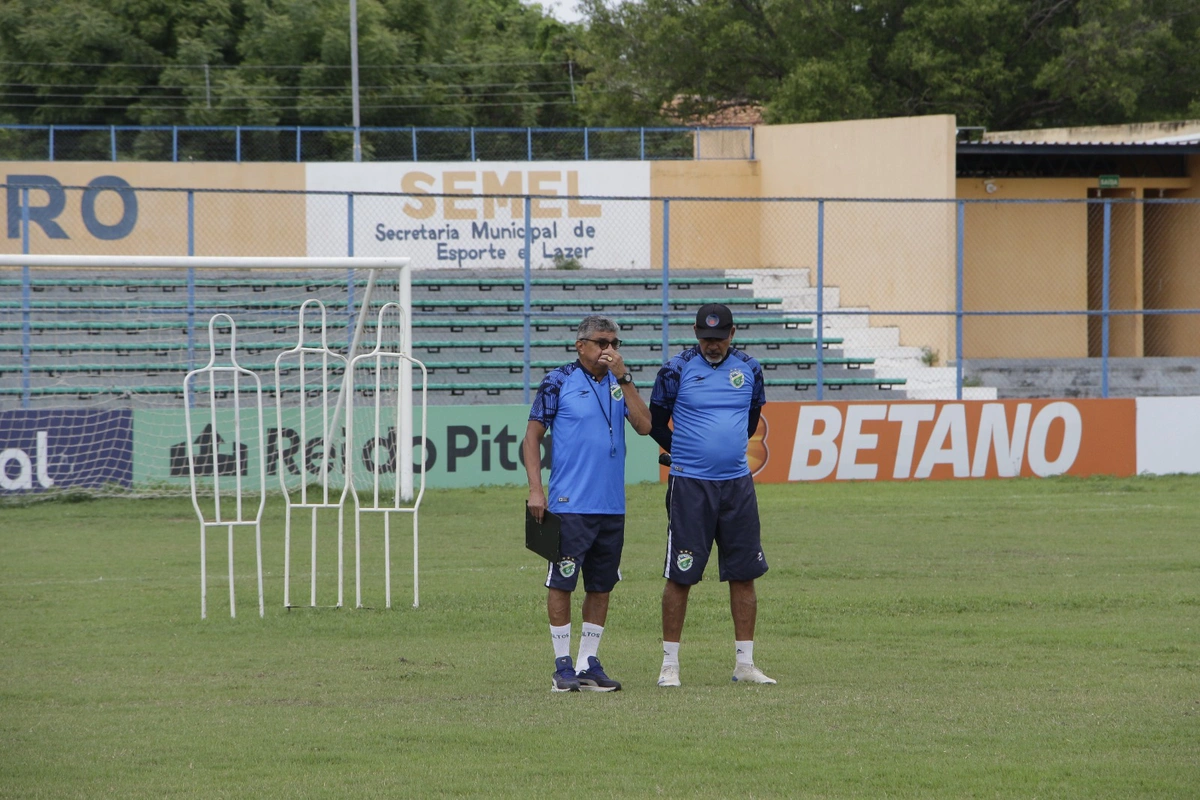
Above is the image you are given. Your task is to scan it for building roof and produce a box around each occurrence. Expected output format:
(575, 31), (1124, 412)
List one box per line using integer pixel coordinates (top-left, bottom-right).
(956, 122), (1200, 177)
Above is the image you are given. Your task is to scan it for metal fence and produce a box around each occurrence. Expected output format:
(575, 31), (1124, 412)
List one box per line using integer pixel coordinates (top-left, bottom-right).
(3, 186), (1200, 411)
(0, 125), (753, 163)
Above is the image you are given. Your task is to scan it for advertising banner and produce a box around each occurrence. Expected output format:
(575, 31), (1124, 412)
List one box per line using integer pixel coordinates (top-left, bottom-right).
(0, 409), (133, 493)
(738, 399), (1138, 482)
(135, 405), (661, 490)
(304, 162), (652, 270)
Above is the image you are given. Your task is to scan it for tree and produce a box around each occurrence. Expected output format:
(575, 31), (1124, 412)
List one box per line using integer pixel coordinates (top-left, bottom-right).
(0, 0), (585, 129)
(575, 0), (1200, 131)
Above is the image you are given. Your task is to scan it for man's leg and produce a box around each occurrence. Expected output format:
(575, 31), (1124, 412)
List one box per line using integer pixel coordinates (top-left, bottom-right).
(729, 579), (775, 684)
(728, 579), (756, 641)
(658, 580), (690, 687)
(548, 586), (572, 628)
(577, 590), (610, 668)
(548, 587), (579, 692)
(662, 579), (691, 642)
(576, 591), (621, 691)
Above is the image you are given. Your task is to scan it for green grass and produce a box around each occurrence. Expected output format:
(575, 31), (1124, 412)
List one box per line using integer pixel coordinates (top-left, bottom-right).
(2, 476), (1199, 798)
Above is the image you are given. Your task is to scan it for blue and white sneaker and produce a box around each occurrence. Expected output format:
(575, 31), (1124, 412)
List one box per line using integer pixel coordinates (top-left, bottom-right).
(552, 656), (581, 692)
(576, 656), (622, 692)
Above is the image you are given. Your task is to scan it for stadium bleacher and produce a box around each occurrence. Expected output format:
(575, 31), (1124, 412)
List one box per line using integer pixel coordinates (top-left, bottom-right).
(0, 268), (907, 406)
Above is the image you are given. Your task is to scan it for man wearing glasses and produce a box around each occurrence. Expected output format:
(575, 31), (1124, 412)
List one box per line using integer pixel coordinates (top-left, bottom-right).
(523, 315), (651, 692)
(649, 303), (775, 688)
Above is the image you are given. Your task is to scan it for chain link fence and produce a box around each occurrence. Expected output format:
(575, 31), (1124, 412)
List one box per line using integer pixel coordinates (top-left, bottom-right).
(4, 186), (1200, 414)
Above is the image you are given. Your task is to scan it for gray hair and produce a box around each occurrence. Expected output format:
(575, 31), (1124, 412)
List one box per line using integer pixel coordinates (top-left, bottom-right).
(576, 315), (619, 341)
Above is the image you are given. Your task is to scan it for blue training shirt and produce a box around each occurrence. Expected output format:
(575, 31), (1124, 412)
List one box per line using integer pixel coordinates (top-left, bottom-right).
(529, 361), (631, 514)
(651, 346), (765, 480)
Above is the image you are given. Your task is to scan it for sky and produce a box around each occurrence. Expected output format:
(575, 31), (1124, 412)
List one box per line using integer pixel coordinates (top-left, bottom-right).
(528, 0), (587, 24)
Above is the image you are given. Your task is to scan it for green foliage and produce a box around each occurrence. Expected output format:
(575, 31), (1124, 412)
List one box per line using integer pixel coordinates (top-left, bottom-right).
(2, 478), (1199, 796)
(0, 0), (585, 128)
(575, 0), (1200, 131)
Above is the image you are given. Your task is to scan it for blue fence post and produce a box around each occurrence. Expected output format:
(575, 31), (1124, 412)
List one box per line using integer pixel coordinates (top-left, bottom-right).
(48, 125), (55, 161)
(523, 196), (533, 404)
(186, 191), (197, 389)
(296, 127), (302, 162)
(640, 128), (646, 161)
(21, 187), (32, 409)
(661, 199), (670, 358)
(816, 200), (825, 402)
(235, 126), (242, 162)
(956, 200), (965, 400)
(470, 128), (476, 161)
(527, 128), (533, 161)
(412, 127), (418, 161)
(1102, 201), (1112, 398)
(584, 128), (589, 161)
(110, 126), (117, 161)
(172, 126), (179, 162)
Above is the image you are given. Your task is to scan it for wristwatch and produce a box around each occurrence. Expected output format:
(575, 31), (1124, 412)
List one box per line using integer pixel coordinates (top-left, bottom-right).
(618, 371), (634, 385)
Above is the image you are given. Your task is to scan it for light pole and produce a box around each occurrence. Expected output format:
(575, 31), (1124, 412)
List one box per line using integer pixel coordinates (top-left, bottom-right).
(350, 0), (362, 162)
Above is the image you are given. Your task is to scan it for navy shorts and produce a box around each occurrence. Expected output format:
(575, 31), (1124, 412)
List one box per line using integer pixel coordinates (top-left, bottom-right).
(544, 513), (624, 593)
(663, 473), (767, 584)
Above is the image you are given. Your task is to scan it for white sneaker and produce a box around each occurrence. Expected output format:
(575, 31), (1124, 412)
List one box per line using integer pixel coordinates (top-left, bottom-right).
(657, 663), (681, 687)
(732, 663), (776, 684)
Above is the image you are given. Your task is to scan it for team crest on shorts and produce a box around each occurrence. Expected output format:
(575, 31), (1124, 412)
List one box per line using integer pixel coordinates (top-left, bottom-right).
(728, 369), (745, 389)
(558, 558), (577, 578)
(676, 551), (694, 572)
(610, 384), (624, 401)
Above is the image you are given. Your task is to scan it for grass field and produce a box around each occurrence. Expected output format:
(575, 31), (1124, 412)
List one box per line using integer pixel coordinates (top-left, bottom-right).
(2, 476), (1199, 798)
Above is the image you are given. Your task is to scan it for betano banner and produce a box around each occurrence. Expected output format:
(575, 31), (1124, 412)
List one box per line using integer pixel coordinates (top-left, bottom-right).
(732, 398), (1200, 482)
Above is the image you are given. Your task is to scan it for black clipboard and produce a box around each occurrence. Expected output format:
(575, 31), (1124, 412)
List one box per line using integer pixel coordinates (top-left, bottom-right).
(525, 506), (561, 561)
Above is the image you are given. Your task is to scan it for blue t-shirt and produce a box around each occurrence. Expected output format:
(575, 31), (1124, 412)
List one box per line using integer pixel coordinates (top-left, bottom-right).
(651, 346), (765, 480)
(529, 361), (631, 514)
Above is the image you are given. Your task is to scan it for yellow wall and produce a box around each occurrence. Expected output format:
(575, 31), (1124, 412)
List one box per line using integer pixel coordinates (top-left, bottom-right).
(656, 117), (963, 361)
(649, 161), (761, 269)
(957, 179), (1090, 357)
(0, 163), (306, 258)
(754, 116), (959, 359)
(1145, 161), (1200, 354)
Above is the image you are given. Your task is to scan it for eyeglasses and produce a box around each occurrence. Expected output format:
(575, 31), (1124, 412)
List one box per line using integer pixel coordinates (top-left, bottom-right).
(580, 337), (622, 350)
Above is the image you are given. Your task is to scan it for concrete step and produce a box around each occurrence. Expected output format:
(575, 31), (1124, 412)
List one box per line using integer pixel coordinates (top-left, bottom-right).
(905, 386), (999, 400)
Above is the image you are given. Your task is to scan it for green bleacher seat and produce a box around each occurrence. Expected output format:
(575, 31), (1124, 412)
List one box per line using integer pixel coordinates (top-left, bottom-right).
(411, 336), (843, 352)
(0, 274), (753, 292)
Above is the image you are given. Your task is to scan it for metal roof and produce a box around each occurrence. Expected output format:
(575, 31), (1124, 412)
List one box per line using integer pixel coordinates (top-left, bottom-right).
(958, 140), (1200, 155)
(956, 138), (1200, 178)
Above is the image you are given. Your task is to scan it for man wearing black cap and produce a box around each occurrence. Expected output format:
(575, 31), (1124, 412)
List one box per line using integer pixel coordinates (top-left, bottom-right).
(648, 303), (775, 687)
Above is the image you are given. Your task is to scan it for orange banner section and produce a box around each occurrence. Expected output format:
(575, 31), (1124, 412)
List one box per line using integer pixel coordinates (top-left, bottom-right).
(742, 399), (1136, 482)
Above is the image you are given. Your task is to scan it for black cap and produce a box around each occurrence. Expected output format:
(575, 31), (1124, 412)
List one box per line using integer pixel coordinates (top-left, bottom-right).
(694, 303), (734, 338)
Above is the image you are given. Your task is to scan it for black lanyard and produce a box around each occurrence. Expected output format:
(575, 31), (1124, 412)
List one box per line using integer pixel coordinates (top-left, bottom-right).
(585, 372), (617, 458)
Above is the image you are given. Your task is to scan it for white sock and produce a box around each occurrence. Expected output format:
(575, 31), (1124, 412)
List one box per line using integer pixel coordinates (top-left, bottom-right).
(662, 640), (680, 667)
(577, 622), (603, 669)
(735, 640), (754, 666)
(550, 624), (571, 660)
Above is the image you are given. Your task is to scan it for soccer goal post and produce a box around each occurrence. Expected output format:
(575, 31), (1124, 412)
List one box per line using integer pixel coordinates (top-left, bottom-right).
(0, 254), (414, 501)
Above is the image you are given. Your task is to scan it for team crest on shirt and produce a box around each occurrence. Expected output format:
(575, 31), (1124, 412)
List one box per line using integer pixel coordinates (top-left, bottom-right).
(728, 369), (745, 389)
(676, 551), (694, 572)
(558, 558), (577, 578)
(610, 384), (624, 401)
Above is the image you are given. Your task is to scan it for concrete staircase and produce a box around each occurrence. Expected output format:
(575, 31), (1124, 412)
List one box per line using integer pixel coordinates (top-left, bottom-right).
(745, 268), (998, 400)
